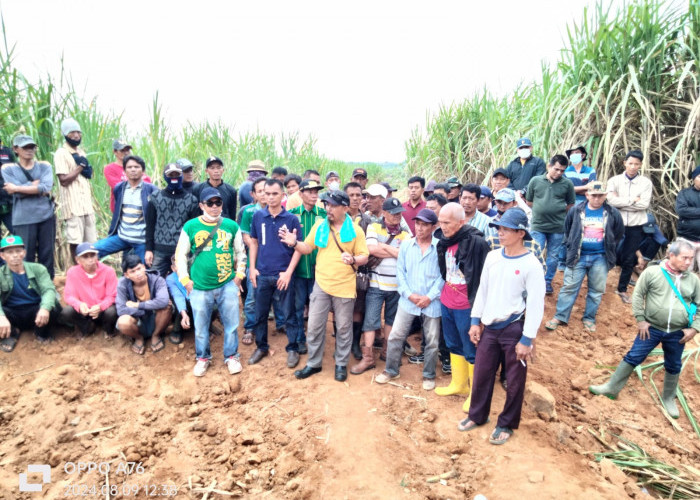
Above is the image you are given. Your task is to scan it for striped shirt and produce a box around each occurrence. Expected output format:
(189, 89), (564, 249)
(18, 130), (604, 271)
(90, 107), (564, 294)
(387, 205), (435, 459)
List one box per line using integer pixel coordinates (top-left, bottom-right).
(466, 209), (492, 234)
(365, 222), (411, 291)
(53, 144), (94, 219)
(117, 182), (146, 244)
(396, 237), (444, 318)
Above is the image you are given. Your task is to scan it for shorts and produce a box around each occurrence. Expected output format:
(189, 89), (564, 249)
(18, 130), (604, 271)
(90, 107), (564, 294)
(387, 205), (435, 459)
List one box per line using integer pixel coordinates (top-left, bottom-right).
(361, 287), (399, 331)
(64, 213), (97, 244)
(137, 311), (156, 338)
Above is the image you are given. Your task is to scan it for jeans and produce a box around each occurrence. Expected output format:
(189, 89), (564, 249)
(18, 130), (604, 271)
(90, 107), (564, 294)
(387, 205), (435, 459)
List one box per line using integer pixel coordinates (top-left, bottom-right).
(94, 234), (146, 264)
(385, 307), (440, 379)
(530, 231), (565, 284)
(305, 282), (354, 368)
(14, 217), (56, 279)
(190, 280), (240, 360)
(623, 327), (685, 374)
(554, 253), (609, 324)
(292, 276), (315, 345)
(151, 249), (173, 278)
(361, 287), (400, 331)
(252, 273), (296, 352)
(440, 304), (475, 363)
(243, 268), (256, 330)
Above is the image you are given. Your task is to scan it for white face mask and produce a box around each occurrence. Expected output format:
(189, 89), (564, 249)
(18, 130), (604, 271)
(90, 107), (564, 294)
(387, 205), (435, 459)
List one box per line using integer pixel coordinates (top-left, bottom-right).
(517, 148), (531, 159)
(328, 181), (340, 190)
(569, 153), (583, 165)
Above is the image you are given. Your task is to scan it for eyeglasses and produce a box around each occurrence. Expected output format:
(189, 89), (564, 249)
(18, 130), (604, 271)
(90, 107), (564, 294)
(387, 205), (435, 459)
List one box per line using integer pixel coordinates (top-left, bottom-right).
(205, 199), (223, 207)
(21, 145), (37, 150)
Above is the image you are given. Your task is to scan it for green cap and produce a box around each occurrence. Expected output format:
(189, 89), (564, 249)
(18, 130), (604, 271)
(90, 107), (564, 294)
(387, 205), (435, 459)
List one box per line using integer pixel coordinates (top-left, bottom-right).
(0, 235), (25, 250)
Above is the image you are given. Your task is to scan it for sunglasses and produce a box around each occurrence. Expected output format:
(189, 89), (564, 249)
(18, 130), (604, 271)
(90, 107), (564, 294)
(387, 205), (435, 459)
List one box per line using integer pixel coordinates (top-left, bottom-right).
(205, 199), (223, 207)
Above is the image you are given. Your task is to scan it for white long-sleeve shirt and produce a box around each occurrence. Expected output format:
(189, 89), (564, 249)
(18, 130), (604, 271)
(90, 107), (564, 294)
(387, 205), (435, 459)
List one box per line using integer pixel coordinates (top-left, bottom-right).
(470, 247), (545, 342)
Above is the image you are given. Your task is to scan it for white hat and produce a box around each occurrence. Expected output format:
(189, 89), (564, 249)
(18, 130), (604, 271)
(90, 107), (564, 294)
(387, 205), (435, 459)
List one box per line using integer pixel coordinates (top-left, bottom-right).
(61, 118), (81, 136)
(364, 184), (388, 198)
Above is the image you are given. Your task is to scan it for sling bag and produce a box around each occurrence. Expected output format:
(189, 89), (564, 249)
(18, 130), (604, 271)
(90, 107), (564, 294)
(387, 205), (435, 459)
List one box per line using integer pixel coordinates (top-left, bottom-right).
(660, 268), (697, 328)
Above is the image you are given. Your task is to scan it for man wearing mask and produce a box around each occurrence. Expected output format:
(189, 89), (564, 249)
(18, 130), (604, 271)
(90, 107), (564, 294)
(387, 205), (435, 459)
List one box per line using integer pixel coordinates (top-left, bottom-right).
(505, 137), (547, 196)
(238, 159), (268, 208)
(176, 158), (198, 194)
(325, 171), (341, 191)
(193, 157), (237, 220)
(145, 163), (200, 277)
(54, 118), (97, 261)
(607, 150), (653, 303)
(564, 145), (597, 204)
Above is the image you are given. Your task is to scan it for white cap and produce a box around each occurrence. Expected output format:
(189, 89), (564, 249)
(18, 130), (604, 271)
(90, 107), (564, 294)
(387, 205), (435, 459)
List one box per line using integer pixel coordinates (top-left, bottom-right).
(61, 118), (81, 136)
(364, 184), (388, 198)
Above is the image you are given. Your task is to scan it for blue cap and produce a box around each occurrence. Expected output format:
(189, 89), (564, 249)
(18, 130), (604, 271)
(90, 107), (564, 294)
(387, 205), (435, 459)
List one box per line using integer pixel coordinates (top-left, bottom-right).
(692, 165), (700, 180)
(480, 186), (493, 199)
(76, 242), (98, 257)
(488, 207), (532, 240)
(516, 137), (532, 148)
(412, 208), (438, 224)
(200, 187), (222, 202)
(494, 188), (516, 203)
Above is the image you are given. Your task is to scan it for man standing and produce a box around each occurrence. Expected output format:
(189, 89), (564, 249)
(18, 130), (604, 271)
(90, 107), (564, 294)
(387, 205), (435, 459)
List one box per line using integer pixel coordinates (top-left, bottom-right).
(145, 163), (199, 277)
(403, 176), (426, 234)
(271, 166), (288, 181)
(351, 168), (368, 190)
(564, 145), (597, 204)
(0, 235), (60, 351)
(175, 187), (247, 376)
(54, 118), (97, 261)
(351, 198), (411, 374)
(0, 136), (16, 234)
(289, 180), (326, 356)
(376, 209), (444, 390)
(445, 177), (462, 203)
(94, 155), (158, 263)
(489, 168), (510, 198)
(434, 203), (490, 409)
(425, 194), (447, 217)
(460, 183), (492, 234)
(675, 165), (700, 270)
(345, 181), (371, 230)
(458, 208), (545, 444)
(61, 243), (118, 339)
(281, 190), (369, 382)
(116, 254), (171, 355)
(176, 158), (199, 194)
(248, 179), (303, 367)
(545, 182), (624, 333)
(526, 155), (576, 294)
(589, 240), (699, 419)
(364, 184), (412, 234)
(285, 169), (322, 211)
(193, 156), (237, 219)
(477, 187), (497, 217)
(104, 140), (132, 212)
(506, 137), (547, 195)
(607, 150), (653, 303)
(325, 171), (341, 191)
(2, 135), (56, 277)
(238, 159), (267, 209)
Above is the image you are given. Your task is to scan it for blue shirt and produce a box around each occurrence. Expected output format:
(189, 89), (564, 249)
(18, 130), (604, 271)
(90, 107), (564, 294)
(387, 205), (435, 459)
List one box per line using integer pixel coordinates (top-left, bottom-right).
(5, 272), (41, 308)
(581, 206), (605, 255)
(396, 237), (445, 318)
(166, 272), (189, 313)
(250, 206), (302, 275)
(564, 165), (597, 203)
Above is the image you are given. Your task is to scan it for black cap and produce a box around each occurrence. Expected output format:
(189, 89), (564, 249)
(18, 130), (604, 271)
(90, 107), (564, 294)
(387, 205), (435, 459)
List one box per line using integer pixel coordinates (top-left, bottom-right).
(205, 156), (224, 168)
(412, 208), (438, 224)
(492, 168), (509, 178)
(565, 145), (588, 158)
(320, 190), (350, 207)
(382, 197), (405, 214)
(380, 182), (396, 193)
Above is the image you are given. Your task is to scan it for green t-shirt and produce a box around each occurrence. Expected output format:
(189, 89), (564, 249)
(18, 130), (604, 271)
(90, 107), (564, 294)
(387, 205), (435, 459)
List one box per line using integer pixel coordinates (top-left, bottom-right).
(289, 204), (326, 279)
(239, 203), (260, 234)
(182, 217), (240, 290)
(526, 175), (576, 233)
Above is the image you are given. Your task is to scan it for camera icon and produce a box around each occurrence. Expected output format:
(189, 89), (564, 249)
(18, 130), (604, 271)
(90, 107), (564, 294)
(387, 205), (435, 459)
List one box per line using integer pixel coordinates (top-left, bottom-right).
(19, 464), (51, 492)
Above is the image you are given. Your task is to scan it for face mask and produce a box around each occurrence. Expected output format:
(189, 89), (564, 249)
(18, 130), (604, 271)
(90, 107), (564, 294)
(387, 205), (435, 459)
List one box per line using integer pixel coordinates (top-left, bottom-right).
(65, 136), (82, 148)
(201, 212), (219, 223)
(517, 148), (531, 159)
(570, 153), (583, 165)
(248, 171), (265, 182)
(328, 181), (340, 190)
(164, 173), (183, 192)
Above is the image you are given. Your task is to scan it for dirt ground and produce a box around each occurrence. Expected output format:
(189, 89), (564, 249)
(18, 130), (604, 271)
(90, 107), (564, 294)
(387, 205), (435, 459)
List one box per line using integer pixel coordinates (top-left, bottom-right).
(0, 268), (698, 499)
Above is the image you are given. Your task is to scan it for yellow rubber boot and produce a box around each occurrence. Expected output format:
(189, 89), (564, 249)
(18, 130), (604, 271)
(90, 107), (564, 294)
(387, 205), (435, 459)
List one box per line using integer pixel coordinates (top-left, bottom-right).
(434, 354), (470, 396)
(462, 362), (474, 412)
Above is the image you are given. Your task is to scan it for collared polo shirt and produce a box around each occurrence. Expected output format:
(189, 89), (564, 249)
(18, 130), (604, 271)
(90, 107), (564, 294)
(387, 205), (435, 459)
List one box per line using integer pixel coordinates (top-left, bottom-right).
(396, 237), (444, 318)
(250, 206), (302, 275)
(289, 203), (326, 279)
(402, 199), (426, 234)
(526, 175), (576, 233)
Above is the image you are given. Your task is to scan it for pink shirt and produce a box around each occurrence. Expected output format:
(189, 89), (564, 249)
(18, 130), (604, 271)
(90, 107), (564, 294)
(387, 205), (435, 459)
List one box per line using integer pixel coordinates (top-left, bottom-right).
(64, 262), (118, 311)
(440, 244), (470, 309)
(104, 163), (152, 212)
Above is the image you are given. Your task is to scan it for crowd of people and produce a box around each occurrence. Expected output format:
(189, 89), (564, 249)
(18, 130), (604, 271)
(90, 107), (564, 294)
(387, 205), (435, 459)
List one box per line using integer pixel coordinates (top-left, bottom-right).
(0, 122), (699, 446)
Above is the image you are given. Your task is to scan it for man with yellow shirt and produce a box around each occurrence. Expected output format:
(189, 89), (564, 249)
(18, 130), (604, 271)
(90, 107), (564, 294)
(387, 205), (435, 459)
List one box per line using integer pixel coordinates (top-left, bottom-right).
(280, 190), (369, 382)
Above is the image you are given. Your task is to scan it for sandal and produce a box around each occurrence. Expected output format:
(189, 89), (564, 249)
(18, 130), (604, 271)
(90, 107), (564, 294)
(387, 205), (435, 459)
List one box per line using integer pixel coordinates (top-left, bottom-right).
(151, 338), (165, 353)
(545, 319), (563, 331)
(615, 291), (632, 304)
(582, 320), (596, 333)
(457, 417), (489, 432)
(489, 426), (513, 445)
(241, 331), (254, 345)
(131, 340), (145, 355)
(0, 335), (18, 353)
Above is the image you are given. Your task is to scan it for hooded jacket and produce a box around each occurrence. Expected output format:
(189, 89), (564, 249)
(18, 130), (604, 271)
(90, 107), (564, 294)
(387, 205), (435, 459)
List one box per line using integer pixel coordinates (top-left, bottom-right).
(676, 185), (700, 241)
(435, 225), (490, 305)
(116, 269), (169, 317)
(563, 200), (624, 269)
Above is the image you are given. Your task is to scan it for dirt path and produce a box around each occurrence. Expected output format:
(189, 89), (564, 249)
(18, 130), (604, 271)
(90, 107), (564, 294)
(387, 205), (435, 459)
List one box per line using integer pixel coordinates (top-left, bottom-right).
(0, 269), (698, 499)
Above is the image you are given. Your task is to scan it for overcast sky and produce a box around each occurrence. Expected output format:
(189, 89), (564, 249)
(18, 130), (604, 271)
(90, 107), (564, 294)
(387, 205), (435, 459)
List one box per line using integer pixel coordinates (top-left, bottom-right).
(1, 0), (636, 162)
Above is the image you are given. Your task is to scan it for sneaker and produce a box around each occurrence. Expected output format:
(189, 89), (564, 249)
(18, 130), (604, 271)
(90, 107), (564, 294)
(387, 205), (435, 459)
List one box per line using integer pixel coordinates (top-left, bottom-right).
(225, 356), (242, 375)
(193, 358), (211, 377)
(441, 360), (452, 374)
(545, 282), (554, 295)
(408, 353), (425, 364)
(403, 343), (419, 357)
(375, 371), (400, 384)
(422, 378), (436, 391)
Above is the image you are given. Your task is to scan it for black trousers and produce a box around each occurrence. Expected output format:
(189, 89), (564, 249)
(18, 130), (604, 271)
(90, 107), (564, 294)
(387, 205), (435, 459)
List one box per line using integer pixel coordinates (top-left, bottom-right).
(618, 225), (645, 292)
(4, 303), (59, 339)
(60, 305), (117, 336)
(13, 216), (56, 279)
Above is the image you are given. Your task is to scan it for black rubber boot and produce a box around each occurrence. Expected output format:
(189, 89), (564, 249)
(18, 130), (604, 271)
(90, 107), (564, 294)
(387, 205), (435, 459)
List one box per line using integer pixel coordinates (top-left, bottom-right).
(351, 321), (362, 361)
